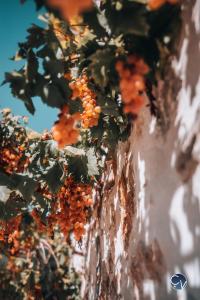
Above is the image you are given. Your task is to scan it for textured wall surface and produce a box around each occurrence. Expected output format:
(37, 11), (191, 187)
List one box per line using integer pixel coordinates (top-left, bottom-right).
(82, 1), (200, 299)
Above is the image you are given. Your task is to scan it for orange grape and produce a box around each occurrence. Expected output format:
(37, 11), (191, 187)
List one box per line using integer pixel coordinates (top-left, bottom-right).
(69, 74), (101, 129)
(52, 105), (80, 148)
(116, 56), (149, 115)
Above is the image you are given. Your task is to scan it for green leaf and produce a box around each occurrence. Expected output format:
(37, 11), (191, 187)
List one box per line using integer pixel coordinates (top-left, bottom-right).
(67, 156), (89, 183)
(83, 8), (108, 38)
(0, 202), (5, 220)
(40, 83), (67, 108)
(104, 2), (149, 36)
(24, 98), (35, 114)
(102, 117), (121, 150)
(34, 192), (49, 212)
(0, 171), (37, 202)
(43, 59), (64, 77)
(26, 24), (45, 48)
(43, 161), (64, 193)
(4, 192), (28, 219)
(36, 45), (55, 59)
(96, 93), (120, 117)
(12, 174), (37, 201)
(0, 170), (17, 188)
(3, 71), (36, 114)
(86, 148), (99, 176)
(89, 48), (116, 88)
(26, 50), (39, 81)
(90, 117), (105, 143)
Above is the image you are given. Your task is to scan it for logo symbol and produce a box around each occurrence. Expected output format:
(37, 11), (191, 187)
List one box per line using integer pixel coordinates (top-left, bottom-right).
(171, 273), (187, 290)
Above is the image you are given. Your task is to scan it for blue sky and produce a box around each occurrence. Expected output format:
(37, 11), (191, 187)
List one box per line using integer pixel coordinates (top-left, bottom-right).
(0, 0), (58, 132)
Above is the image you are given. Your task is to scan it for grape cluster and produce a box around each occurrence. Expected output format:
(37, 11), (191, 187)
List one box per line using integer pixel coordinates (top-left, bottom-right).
(0, 176), (93, 256)
(69, 74), (101, 129)
(148, 0), (179, 10)
(116, 56), (149, 115)
(31, 176), (93, 242)
(48, 177), (93, 241)
(48, 0), (93, 21)
(0, 118), (29, 174)
(52, 105), (81, 148)
(0, 146), (29, 174)
(0, 215), (22, 255)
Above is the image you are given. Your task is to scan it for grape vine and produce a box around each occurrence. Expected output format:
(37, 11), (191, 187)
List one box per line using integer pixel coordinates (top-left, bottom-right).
(0, 0), (181, 298)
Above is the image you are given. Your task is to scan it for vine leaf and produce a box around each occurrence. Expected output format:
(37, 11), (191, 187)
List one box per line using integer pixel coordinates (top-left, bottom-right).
(68, 156), (89, 182)
(104, 2), (149, 36)
(0, 171), (37, 202)
(26, 50), (39, 81)
(40, 83), (67, 108)
(89, 48), (115, 88)
(42, 161), (64, 193)
(3, 71), (36, 114)
(86, 148), (99, 176)
(83, 8), (108, 38)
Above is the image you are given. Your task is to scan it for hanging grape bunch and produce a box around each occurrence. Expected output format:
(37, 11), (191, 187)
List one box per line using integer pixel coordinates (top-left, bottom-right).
(69, 74), (101, 129)
(116, 56), (149, 115)
(52, 105), (81, 148)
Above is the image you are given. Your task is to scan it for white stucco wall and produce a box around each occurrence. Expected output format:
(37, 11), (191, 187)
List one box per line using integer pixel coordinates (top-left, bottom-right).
(82, 1), (200, 299)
